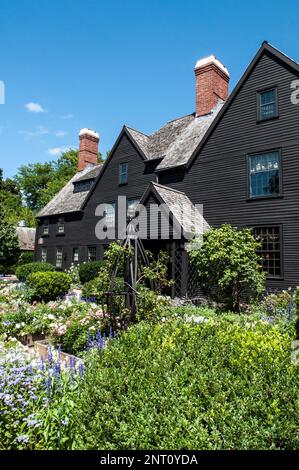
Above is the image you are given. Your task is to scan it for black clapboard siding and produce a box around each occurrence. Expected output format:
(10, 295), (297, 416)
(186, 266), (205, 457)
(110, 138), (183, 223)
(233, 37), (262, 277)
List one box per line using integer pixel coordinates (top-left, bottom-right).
(35, 134), (157, 270)
(159, 50), (299, 290)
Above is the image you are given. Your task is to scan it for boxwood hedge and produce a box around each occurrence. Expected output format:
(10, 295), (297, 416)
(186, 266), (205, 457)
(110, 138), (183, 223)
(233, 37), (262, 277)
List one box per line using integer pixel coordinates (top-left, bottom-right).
(74, 319), (299, 450)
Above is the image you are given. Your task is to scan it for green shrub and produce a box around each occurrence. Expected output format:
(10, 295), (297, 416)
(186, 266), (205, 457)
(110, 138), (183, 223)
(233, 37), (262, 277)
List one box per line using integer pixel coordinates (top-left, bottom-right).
(79, 261), (104, 284)
(27, 272), (71, 302)
(74, 320), (299, 450)
(189, 224), (266, 312)
(82, 276), (123, 303)
(260, 289), (292, 318)
(16, 262), (54, 282)
(18, 251), (34, 266)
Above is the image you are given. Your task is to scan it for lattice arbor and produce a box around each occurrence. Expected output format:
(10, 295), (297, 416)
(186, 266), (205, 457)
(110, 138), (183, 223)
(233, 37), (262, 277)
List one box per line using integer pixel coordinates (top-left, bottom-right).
(106, 219), (154, 323)
(186, 253), (201, 298)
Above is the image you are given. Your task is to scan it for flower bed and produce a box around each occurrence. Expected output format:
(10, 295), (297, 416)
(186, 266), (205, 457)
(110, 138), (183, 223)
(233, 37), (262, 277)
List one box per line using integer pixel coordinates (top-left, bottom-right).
(0, 337), (84, 449)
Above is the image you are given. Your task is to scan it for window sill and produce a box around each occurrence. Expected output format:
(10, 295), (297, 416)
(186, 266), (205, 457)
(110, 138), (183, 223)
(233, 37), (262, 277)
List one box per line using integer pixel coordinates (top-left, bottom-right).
(42, 234), (49, 237)
(118, 182), (128, 187)
(56, 232), (65, 236)
(246, 194), (283, 202)
(256, 114), (279, 124)
(266, 276), (284, 281)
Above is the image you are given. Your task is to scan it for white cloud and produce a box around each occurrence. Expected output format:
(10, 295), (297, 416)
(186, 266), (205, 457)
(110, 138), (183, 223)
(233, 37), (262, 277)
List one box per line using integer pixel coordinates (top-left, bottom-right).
(25, 102), (46, 113)
(19, 125), (49, 138)
(54, 130), (68, 137)
(61, 113), (73, 120)
(47, 146), (70, 156)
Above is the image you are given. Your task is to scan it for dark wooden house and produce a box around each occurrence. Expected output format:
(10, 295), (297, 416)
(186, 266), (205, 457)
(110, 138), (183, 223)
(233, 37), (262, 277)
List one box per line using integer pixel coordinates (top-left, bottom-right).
(35, 42), (299, 295)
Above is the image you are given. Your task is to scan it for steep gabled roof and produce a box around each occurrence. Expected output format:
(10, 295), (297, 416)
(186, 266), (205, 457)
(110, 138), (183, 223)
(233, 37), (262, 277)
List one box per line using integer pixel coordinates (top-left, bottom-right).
(37, 164), (103, 217)
(185, 41), (299, 169)
(140, 182), (210, 237)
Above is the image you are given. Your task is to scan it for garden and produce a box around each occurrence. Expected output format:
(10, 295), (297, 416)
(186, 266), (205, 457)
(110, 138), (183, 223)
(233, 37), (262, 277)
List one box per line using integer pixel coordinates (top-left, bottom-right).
(1, 225), (299, 450)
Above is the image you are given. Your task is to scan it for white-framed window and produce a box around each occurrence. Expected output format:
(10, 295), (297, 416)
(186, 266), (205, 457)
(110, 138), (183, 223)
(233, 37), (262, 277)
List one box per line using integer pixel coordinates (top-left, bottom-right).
(258, 88), (278, 121)
(43, 220), (49, 235)
(87, 246), (97, 262)
(41, 247), (47, 263)
(57, 217), (65, 234)
(73, 247), (79, 262)
(105, 202), (116, 228)
(119, 162), (128, 185)
(56, 247), (63, 268)
(248, 151), (280, 198)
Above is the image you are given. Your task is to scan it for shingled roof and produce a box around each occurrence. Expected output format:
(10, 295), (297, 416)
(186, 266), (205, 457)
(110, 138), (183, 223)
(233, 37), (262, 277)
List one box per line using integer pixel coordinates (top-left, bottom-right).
(142, 182), (210, 238)
(37, 164), (103, 217)
(125, 101), (223, 170)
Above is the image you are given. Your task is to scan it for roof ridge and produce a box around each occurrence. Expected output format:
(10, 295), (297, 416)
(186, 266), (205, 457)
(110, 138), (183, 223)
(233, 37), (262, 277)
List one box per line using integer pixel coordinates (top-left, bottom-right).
(125, 126), (149, 137)
(266, 41), (299, 66)
(166, 112), (195, 124)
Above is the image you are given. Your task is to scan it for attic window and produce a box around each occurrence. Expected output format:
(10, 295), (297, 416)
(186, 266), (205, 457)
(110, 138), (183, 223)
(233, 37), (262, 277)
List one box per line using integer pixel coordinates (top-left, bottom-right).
(258, 88), (278, 121)
(119, 163), (128, 185)
(73, 179), (95, 193)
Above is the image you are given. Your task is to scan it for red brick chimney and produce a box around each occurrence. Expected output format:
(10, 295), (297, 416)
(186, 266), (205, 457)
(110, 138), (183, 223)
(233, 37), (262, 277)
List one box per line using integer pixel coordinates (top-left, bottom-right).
(194, 55), (230, 117)
(78, 128), (99, 171)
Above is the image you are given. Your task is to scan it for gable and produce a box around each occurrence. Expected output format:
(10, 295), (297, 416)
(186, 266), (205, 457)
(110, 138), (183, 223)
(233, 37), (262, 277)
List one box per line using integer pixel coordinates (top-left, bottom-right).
(187, 43), (299, 169)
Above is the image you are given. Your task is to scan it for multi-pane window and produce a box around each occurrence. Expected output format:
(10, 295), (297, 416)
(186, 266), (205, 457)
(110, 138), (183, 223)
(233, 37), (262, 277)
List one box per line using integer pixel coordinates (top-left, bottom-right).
(73, 179), (95, 193)
(249, 151), (280, 198)
(105, 203), (116, 227)
(88, 246), (97, 262)
(73, 247), (79, 262)
(127, 198), (140, 218)
(119, 162), (128, 185)
(258, 88), (278, 121)
(253, 226), (282, 278)
(57, 217), (65, 234)
(43, 220), (49, 235)
(56, 247), (63, 268)
(41, 247), (47, 263)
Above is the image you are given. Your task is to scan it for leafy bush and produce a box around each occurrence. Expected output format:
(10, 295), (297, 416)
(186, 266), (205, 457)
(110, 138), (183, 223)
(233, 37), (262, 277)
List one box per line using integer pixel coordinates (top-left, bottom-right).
(27, 272), (71, 302)
(294, 287), (299, 340)
(74, 320), (299, 450)
(50, 304), (108, 356)
(260, 289), (292, 319)
(16, 262), (54, 282)
(18, 251), (34, 266)
(66, 263), (80, 287)
(79, 261), (104, 284)
(189, 224), (266, 312)
(82, 276), (124, 303)
(136, 286), (171, 323)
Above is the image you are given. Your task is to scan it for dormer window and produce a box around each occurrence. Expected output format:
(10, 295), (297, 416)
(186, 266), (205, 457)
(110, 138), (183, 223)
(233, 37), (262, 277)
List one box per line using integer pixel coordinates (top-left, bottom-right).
(119, 162), (128, 185)
(42, 220), (49, 235)
(57, 217), (65, 234)
(258, 88), (278, 121)
(73, 179), (95, 193)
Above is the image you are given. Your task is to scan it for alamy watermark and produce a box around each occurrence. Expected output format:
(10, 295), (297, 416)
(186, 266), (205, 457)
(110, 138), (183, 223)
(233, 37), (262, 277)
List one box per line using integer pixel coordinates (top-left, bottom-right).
(94, 196), (206, 242)
(0, 80), (5, 104)
(290, 80), (299, 105)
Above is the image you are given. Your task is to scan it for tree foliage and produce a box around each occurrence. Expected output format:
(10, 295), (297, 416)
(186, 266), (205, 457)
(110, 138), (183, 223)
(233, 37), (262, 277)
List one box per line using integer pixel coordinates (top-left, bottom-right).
(0, 206), (21, 273)
(0, 169), (36, 227)
(189, 224), (266, 311)
(15, 149), (104, 211)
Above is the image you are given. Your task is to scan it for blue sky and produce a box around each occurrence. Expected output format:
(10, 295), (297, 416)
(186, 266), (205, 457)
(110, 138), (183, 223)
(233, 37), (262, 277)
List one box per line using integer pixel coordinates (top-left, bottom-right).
(0, 0), (298, 178)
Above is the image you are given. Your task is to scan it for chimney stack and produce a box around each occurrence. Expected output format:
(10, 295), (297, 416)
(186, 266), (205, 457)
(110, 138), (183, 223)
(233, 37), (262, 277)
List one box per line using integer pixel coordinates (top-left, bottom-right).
(194, 55), (229, 117)
(78, 128), (99, 171)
